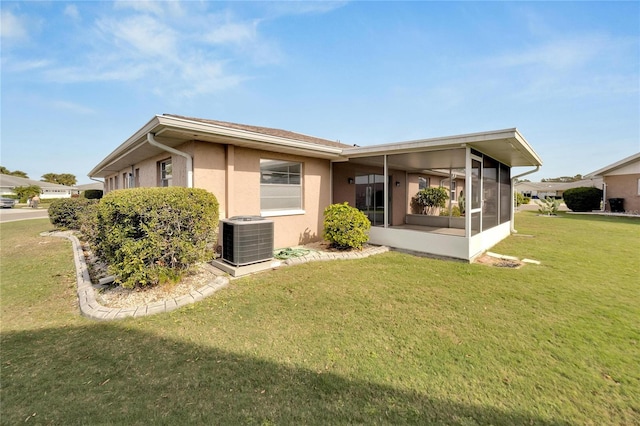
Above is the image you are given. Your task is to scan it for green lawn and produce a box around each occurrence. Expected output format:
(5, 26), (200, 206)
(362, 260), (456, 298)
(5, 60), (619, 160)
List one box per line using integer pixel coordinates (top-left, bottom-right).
(1, 213), (639, 425)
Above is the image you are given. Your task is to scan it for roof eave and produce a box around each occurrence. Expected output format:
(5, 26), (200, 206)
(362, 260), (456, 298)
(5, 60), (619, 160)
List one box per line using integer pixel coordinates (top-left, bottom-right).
(585, 152), (640, 178)
(342, 128), (542, 168)
(89, 115), (344, 178)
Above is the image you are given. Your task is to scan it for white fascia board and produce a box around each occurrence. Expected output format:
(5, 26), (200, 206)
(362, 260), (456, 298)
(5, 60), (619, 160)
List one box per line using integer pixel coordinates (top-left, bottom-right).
(157, 115), (343, 157)
(344, 128), (519, 156)
(511, 129), (543, 167)
(343, 128), (542, 167)
(585, 152), (640, 177)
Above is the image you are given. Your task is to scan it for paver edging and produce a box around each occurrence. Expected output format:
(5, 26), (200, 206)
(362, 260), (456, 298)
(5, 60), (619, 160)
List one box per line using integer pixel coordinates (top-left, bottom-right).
(42, 231), (230, 321)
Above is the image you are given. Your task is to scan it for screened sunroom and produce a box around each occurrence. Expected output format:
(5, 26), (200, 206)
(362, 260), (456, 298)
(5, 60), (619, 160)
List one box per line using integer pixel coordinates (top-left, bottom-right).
(331, 129), (542, 261)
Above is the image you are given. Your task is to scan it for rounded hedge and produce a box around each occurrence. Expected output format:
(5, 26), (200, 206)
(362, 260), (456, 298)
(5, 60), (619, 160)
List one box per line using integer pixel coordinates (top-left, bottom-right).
(93, 187), (219, 288)
(563, 187), (603, 212)
(83, 189), (104, 200)
(48, 198), (98, 230)
(323, 202), (371, 250)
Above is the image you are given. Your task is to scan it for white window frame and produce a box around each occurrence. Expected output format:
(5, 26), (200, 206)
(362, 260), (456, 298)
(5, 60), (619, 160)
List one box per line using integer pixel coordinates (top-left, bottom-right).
(260, 159), (304, 216)
(159, 159), (172, 187)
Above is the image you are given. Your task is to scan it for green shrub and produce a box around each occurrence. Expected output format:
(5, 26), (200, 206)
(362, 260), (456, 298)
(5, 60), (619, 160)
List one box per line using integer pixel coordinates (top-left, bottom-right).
(515, 192), (525, 207)
(323, 202), (371, 250)
(412, 187), (449, 215)
(563, 187), (603, 212)
(93, 187), (219, 288)
(439, 205), (462, 217)
(48, 198), (97, 230)
(83, 189), (103, 200)
(523, 197), (531, 205)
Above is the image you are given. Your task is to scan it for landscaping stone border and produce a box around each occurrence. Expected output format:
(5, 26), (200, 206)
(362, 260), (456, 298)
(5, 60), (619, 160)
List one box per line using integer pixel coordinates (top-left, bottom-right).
(44, 231), (390, 321)
(43, 231), (229, 321)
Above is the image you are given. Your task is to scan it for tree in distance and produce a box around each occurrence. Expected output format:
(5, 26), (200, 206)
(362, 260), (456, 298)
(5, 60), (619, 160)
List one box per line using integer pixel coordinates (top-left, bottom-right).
(41, 173), (77, 186)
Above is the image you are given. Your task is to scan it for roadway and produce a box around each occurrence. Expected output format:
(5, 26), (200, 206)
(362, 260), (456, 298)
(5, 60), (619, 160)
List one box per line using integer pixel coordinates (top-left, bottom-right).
(0, 207), (49, 223)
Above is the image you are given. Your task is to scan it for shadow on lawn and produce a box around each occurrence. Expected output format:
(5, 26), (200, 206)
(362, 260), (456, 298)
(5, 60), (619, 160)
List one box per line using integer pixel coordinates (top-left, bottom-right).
(1, 324), (569, 425)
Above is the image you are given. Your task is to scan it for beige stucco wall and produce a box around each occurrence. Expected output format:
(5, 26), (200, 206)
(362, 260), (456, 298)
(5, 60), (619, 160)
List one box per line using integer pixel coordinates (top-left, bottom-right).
(105, 140), (332, 249)
(407, 173), (464, 214)
(605, 174), (640, 212)
(332, 162), (407, 226)
(224, 147), (331, 248)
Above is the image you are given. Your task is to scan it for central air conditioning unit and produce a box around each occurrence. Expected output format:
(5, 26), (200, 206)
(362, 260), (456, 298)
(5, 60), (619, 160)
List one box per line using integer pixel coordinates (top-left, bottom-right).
(221, 216), (274, 266)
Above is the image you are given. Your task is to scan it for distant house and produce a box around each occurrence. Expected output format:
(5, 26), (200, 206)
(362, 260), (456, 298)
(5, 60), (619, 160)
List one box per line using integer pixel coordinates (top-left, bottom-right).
(0, 174), (79, 199)
(586, 152), (640, 213)
(516, 178), (602, 199)
(89, 114), (542, 261)
(76, 182), (104, 193)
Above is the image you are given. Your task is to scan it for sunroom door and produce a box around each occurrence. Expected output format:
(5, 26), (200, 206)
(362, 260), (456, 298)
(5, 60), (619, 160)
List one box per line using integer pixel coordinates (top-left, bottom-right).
(355, 174), (386, 226)
(470, 156), (483, 235)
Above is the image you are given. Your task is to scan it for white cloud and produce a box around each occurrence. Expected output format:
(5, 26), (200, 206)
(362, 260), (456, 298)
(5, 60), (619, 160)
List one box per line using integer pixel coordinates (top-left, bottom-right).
(113, 0), (166, 16)
(204, 19), (259, 45)
(8, 2), (289, 98)
(97, 15), (178, 58)
(51, 100), (96, 115)
(64, 4), (80, 21)
(1, 10), (29, 41)
(2, 58), (51, 72)
(264, 1), (348, 17)
(489, 36), (609, 71)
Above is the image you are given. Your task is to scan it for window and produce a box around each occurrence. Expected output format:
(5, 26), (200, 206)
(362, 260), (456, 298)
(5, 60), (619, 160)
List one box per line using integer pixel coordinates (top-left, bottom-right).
(159, 159), (172, 187)
(637, 178), (640, 195)
(134, 168), (140, 188)
(418, 176), (429, 190)
(260, 159), (302, 212)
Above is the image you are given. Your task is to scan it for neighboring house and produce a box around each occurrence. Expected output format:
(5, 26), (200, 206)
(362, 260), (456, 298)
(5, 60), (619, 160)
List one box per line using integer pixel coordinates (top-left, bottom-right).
(0, 174), (79, 199)
(586, 152), (640, 213)
(516, 178), (603, 199)
(89, 114), (542, 261)
(76, 182), (105, 193)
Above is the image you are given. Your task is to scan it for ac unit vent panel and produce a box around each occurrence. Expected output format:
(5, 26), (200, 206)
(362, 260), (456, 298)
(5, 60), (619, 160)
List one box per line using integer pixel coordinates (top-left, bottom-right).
(222, 217), (274, 266)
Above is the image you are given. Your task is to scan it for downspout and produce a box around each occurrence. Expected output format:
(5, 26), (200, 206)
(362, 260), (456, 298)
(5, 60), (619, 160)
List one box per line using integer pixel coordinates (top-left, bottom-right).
(511, 165), (540, 233)
(147, 133), (193, 188)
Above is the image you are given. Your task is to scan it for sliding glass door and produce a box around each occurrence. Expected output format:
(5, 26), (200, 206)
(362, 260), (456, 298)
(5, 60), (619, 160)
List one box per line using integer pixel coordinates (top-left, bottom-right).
(355, 174), (387, 226)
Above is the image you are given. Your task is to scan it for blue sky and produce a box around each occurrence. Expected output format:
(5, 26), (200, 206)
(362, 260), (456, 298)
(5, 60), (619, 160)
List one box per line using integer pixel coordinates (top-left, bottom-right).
(1, 1), (638, 184)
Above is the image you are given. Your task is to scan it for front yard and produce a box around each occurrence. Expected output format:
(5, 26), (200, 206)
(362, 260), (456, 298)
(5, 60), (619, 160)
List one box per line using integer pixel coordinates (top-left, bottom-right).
(1, 212), (638, 424)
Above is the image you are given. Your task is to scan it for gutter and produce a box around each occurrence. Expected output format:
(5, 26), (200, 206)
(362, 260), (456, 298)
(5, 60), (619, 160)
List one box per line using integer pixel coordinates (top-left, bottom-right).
(511, 165), (540, 233)
(147, 133), (193, 188)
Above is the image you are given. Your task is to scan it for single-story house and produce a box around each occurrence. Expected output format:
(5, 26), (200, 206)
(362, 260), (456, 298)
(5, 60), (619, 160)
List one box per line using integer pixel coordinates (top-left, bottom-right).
(0, 174), (79, 199)
(75, 182), (105, 193)
(89, 114), (543, 261)
(516, 178), (603, 200)
(585, 152), (640, 213)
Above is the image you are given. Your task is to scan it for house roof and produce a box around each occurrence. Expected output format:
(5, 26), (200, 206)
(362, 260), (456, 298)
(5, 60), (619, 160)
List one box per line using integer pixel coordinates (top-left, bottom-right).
(165, 114), (351, 150)
(0, 174), (78, 190)
(89, 115), (542, 179)
(515, 178), (603, 192)
(585, 152), (640, 178)
(76, 182), (104, 191)
(89, 114), (351, 178)
(341, 128), (542, 170)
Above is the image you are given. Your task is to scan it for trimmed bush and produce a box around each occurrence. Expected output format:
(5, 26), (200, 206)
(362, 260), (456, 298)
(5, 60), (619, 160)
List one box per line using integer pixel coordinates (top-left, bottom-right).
(83, 189), (103, 200)
(563, 187), (603, 212)
(323, 202), (371, 250)
(48, 198), (98, 230)
(439, 205), (462, 217)
(412, 187), (449, 215)
(93, 187), (219, 288)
